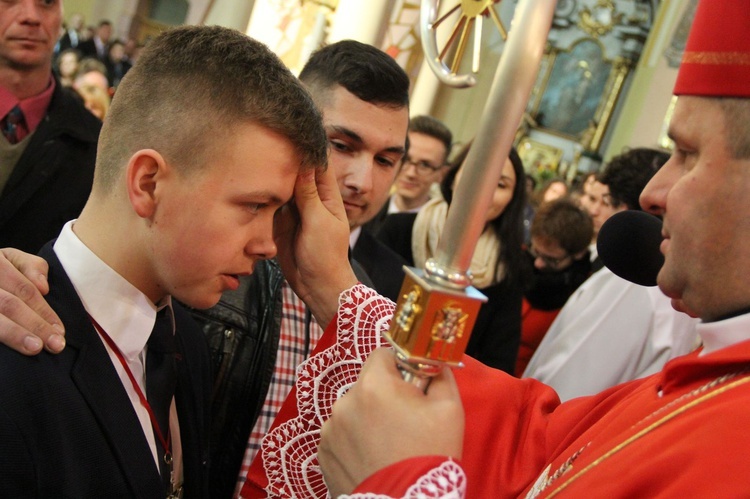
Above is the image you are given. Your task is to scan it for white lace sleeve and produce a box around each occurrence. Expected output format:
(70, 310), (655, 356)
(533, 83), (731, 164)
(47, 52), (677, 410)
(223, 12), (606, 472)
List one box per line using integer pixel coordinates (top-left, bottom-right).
(261, 284), (396, 498)
(342, 460), (466, 499)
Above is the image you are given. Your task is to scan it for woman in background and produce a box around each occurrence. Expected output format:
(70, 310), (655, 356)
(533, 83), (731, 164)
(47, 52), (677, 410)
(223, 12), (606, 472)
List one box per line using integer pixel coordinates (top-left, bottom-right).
(55, 48), (80, 87)
(377, 142), (527, 374)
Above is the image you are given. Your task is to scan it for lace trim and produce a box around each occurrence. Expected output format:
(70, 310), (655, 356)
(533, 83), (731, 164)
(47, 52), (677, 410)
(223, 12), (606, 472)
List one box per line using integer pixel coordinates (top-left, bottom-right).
(261, 284), (395, 498)
(343, 460), (466, 499)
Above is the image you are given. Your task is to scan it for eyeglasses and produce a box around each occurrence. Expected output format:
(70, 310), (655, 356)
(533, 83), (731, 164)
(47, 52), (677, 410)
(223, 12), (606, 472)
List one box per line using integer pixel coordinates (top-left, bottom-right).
(528, 245), (571, 268)
(402, 156), (444, 175)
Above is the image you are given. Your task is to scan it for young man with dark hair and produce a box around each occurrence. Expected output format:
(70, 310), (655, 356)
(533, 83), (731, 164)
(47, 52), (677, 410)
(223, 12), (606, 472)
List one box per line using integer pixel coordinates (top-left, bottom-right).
(391, 115), (452, 211)
(0, 25), (331, 497)
(597, 147), (670, 211)
(529, 197), (593, 270)
(517, 197), (593, 375)
(583, 148), (670, 268)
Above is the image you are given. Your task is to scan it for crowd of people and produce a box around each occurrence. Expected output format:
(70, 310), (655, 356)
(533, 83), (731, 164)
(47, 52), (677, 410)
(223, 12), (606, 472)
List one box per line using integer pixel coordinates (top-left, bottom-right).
(0, 0), (748, 497)
(52, 15), (140, 121)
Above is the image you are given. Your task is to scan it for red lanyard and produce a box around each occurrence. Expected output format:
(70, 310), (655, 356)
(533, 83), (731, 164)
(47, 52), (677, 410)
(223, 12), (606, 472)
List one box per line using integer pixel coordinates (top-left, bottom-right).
(88, 314), (172, 466)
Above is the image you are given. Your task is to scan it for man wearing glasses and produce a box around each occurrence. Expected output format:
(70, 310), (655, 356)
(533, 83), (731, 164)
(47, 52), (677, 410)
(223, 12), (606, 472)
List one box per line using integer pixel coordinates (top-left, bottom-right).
(523, 148), (699, 400)
(516, 198), (594, 376)
(364, 115), (452, 235)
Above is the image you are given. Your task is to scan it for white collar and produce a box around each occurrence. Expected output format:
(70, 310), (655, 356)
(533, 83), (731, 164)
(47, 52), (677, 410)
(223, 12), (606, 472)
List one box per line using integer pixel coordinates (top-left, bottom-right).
(698, 312), (750, 356)
(349, 226), (361, 250)
(54, 220), (172, 360)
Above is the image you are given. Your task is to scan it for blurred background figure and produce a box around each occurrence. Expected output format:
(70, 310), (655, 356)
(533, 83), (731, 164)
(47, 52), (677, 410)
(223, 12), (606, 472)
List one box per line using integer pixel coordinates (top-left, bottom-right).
(365, 114), (452, 234)
(78, 20), (112, 63)
(73, 58), (110, 95)
(536, 177), (568, 206)
(76, 84), (109, 120)
(0, 0), (101, 253)
(54, 49), (80, 88)
(56, 13), (85, 53)
(105, 40), (132, 88)
(516, 197), (593, 376)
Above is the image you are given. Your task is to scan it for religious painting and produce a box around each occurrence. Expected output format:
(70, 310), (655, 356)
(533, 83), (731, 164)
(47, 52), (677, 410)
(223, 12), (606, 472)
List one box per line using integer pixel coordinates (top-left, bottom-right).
(534, 39), (612, 139)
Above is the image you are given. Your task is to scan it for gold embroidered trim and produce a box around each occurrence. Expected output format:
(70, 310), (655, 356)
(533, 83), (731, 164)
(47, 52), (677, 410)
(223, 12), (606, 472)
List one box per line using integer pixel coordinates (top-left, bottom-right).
(682, 51), (750, 65)
(545, 373), (750, 498)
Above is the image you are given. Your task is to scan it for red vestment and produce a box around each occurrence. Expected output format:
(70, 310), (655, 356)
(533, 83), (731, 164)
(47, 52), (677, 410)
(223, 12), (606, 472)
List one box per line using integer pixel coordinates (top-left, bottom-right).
(240, 285), (750, 498)
(515, 297), (560, 376)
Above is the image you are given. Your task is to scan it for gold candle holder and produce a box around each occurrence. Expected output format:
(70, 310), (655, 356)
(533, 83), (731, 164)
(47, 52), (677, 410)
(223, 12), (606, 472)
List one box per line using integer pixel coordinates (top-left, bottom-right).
(383, 267), (487, 391)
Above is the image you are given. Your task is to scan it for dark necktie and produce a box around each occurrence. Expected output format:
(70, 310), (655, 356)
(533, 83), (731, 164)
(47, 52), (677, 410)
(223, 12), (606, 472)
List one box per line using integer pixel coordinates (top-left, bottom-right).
(2, 105), (24, 144)
(146, 308), (177, 490)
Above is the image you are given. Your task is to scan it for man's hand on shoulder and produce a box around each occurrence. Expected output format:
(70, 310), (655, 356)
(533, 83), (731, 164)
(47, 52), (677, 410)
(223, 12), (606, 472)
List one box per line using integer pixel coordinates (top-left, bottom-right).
(0, 248), (65, 354)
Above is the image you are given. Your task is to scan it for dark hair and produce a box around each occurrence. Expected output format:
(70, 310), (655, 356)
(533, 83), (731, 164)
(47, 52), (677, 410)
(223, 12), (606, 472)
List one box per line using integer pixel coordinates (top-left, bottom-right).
(96, 26), (327, 191)
(525, 173), (537, 191)
(409, 115), (453, 162)
(569, 171), (595, 197)
(299, 40), (409, 109)
(597, 148), (670, 211)
(531, 197), (593, 256)
(441, 142), (527, 287)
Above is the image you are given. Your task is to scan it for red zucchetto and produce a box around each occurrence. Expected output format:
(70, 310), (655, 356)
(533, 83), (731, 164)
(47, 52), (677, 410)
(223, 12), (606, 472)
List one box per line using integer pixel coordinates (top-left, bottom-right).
(674, 0), (750, 97)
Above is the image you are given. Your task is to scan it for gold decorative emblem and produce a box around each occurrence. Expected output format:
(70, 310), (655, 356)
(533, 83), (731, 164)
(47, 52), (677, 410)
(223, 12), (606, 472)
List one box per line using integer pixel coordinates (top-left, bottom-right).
(578, 0), (623, 38)
(426, 304), (467, 360)
(393, 286), (423, 342)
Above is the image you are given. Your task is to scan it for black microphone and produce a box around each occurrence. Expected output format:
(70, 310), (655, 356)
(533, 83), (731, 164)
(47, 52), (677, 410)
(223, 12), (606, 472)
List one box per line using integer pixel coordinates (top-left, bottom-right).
(596, 211), (664, 287)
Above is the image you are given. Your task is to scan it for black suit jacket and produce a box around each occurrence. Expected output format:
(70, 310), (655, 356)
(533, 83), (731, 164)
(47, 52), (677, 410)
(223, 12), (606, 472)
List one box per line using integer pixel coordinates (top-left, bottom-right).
(77, 39), (107, 62)
(352, 229), (407, 302)
(374, 211), (419, 266)
(0, 244), (211, 498)
(361, 198), (390, 237)
(57, 30), (81, 52)
(0, 81), (100, 253)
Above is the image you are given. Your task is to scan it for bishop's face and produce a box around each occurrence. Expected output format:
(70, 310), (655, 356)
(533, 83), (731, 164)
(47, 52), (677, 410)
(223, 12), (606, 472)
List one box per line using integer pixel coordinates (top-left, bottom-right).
(640, 96), (750, 320)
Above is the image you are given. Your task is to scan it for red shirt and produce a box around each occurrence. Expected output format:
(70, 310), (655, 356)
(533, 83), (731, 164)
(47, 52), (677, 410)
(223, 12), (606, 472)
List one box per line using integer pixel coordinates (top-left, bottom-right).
(0, 77), (56, 142)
